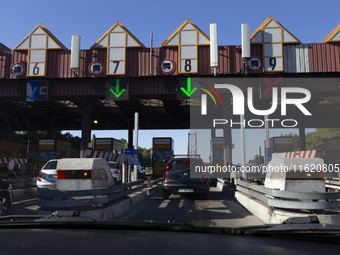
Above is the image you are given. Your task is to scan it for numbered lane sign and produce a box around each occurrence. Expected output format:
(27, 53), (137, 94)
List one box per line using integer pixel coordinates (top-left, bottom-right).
(161, 20), (210, 74)
(91, 21), (145, 76)
(250, 17), (300, 73)
(13, 24), (67, 77)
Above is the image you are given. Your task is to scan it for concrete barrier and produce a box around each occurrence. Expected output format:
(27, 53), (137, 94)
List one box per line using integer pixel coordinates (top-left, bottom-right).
(37, 179), (161, 221)
(81, 184), (160, 221)
(235, 191), (340, 226)
(217, 178), (340, 226)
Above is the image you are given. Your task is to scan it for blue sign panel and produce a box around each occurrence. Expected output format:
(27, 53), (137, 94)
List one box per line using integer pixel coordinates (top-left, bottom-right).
(124, 149), (139, 155)
(128, 154), (139, 165)
(38, 150), (57, 161)
(27, 80), (48, 102)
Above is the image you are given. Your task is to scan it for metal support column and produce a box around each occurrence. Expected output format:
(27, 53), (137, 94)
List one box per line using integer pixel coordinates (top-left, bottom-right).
(47, 128), (57, 139)
(224, 100), (232, 165)
(81, 98), (92, 153)
(223, 120), (232, 165)
(128, 114), (134, 149)
(299, 126), (306, 151)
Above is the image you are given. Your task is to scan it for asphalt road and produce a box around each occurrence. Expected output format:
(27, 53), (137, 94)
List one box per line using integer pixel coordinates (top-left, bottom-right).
(118, 187), (264, 228)
(11, 186), (38, 215)
(8, 179), (264, 228)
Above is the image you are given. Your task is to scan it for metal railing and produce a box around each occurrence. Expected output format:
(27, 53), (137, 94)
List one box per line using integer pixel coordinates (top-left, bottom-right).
(236, 179), (340, 210)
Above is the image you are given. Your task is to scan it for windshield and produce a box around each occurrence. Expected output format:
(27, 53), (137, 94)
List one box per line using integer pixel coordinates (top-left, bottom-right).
(3, 2), (340, 250)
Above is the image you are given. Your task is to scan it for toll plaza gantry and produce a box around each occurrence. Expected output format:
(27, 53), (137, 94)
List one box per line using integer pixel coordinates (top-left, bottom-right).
(1, 17), (340, 163)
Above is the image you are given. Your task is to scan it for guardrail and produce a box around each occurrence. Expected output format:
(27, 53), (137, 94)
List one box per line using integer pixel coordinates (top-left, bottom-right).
(236, 179), (340, 210)
(37, 179), (155, 209)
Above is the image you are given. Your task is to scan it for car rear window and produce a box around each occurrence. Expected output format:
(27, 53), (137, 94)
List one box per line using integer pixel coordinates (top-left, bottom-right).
(43, 160), (58, 170)
(168, 159), (203, 171)
(109, 163), (121, 169)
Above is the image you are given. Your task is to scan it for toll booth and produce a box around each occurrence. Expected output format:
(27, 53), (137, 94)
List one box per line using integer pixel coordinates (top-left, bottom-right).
(210, 137), (227, 178)
(152, 138), (173, 176)
(324, 137), (340, 179)
(324, 136), (340, 166)
(38, 140), (71, 170)
(0, 140), (20, 158)
(94, 138), (122, 154)
(266, 137), (294, 164)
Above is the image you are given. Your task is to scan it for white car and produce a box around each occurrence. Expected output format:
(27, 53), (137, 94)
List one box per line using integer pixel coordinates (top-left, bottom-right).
(36, 159), (58, 189)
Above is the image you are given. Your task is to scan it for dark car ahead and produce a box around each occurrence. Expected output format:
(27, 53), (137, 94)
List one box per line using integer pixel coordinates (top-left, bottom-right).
(162, 157), (209, 199)
(0, 179), (13, 216)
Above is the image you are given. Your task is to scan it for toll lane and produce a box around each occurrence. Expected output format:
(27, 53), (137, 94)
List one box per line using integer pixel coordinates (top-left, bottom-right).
(118, 187), (264, 228)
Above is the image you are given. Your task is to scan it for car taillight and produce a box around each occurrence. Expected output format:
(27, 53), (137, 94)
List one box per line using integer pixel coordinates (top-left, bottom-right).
(165, 165), (169, 170)
(37, 172), (42, 181)
(57, 170), (65, 179)
(115, 170), (121, 174)
(165, 171), (168, 180)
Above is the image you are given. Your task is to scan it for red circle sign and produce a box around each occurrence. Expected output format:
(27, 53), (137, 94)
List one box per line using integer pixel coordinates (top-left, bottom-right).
(159, 59), (175, 74)
(88, 61), (104, 76)
(247, 57), (262, 71)
(10, 63), (25, 77)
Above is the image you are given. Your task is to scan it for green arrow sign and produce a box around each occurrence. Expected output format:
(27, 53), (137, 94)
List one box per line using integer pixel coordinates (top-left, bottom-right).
(109, 79), (126, 98)
(180, 77), (197, 97)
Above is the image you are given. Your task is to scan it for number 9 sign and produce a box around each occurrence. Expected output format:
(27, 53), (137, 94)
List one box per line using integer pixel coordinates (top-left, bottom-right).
(264, 57), (283, 72)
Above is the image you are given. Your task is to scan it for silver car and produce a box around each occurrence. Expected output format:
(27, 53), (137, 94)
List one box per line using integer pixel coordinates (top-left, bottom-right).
(36, 159), (58, 189)
(109, 161), (122, 181)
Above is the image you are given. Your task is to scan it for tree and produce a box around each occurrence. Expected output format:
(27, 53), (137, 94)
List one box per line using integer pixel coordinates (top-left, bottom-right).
(139, 147), (152, 166)
(248, 154), (264, 164)
(281, 128), (340, 159)
(120, 138), (128, 151)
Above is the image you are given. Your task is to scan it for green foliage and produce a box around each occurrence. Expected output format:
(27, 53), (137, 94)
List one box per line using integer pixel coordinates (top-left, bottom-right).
(120, 138), (128, 150)
(281, 128), (340, 159)
(248, 154), (264, 164)
(138, 146), (153, 166)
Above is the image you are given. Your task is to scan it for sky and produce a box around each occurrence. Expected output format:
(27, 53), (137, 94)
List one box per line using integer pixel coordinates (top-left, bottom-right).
(1, 0), (338, 163)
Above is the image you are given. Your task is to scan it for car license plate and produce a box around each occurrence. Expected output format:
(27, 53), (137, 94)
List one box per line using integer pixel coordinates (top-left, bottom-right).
(178, 189), (193, 193)
(48, 174), (57, 179)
